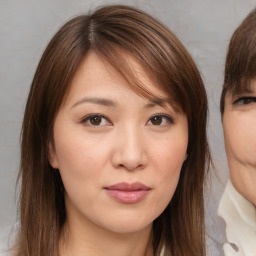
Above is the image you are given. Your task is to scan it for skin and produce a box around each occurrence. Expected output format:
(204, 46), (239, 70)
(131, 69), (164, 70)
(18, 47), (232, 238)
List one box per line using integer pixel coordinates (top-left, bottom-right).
(223, 81), (256, 207)
(49, 52), (188, 256)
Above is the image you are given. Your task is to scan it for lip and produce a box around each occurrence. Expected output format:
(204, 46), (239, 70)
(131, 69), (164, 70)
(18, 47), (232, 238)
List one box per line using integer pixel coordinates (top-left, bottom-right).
(104, 182), (151, 204)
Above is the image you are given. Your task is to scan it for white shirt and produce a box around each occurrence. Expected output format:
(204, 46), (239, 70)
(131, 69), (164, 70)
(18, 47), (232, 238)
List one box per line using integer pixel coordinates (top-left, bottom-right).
(218, 179), (256, 256)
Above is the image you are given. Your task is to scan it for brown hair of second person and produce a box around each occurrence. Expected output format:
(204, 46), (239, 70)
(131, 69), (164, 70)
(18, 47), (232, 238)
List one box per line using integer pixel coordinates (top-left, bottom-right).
(220, 8), (256, 115)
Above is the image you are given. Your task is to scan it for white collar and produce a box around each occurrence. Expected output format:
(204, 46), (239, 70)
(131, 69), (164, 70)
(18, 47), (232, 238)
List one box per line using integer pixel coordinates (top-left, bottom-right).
(218, 179), (256, 256)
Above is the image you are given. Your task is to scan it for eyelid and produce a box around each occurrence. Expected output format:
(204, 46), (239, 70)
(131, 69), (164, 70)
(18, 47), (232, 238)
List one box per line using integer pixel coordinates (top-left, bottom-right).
(147, 113), (174, 125)
(232, 96), (256, 105)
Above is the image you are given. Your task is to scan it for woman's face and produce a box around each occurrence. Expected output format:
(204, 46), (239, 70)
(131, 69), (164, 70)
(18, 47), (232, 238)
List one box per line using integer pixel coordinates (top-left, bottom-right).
(49, 52), (188, 234)
(223, 81), (256, 206)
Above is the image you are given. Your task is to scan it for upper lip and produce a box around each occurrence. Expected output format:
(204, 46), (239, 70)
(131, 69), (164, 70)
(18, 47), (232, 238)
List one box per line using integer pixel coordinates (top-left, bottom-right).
(104, 182), (150, 191)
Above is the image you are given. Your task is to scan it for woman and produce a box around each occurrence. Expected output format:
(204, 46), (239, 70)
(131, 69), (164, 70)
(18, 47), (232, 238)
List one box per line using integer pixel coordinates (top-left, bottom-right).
(1, 5), (210, 256)
(218, 8), (256, 256)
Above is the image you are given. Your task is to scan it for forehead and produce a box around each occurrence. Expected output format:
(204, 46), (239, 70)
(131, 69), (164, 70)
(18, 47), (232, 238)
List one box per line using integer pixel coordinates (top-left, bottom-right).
(67, 51), (170, 101)
(227, 79), (256, 97)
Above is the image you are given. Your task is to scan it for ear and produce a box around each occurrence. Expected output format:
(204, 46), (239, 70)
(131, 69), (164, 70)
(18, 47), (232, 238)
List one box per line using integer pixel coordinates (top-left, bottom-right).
(48, 142), (59, 169)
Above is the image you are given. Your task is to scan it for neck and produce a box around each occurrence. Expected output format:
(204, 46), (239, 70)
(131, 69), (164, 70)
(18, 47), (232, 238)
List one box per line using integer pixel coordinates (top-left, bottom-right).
(59, 216), (154, 256)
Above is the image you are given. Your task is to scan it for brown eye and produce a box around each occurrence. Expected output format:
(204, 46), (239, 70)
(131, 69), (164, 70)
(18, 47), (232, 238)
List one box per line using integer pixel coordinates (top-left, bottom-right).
(81, 114), (111, 126)
(150, 116), (163, 125)
(90, 116), (102, 125)
(147, 114), (173, 126)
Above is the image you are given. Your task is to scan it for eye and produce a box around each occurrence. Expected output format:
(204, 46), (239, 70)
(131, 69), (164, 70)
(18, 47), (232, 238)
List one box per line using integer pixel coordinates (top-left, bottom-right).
(233, 97), (256, 105)
(81, 114), (111, 126)
(147, 114), (173, 126)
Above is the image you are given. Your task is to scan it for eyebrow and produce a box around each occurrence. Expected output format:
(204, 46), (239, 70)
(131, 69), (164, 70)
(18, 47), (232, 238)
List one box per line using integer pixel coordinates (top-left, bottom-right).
(72, 97), (117, 108)
(71, 96), (171, 109)
(144, 98), (170, 108)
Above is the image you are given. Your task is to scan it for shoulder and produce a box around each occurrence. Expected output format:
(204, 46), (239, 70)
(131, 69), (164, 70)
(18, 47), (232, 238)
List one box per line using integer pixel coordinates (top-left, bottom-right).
(0, 223), (19, 256)
(218, 179), (256, 256)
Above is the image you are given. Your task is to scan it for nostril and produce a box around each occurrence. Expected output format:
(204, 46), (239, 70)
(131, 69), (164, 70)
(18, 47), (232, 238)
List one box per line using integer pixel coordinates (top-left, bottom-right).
(117, 162), (145, 171)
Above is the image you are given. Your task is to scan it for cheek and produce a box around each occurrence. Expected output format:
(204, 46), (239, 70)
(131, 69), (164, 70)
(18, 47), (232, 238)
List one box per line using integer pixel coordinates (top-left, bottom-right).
(224, 115), (256, 164)
(54, 135), (112, 215)
(151, 136), (187, 192)
(53, 127), (111, 194)
(149, 149), (184, 218)
(54, 122), (109, 168)
(154, 135), (187, 168)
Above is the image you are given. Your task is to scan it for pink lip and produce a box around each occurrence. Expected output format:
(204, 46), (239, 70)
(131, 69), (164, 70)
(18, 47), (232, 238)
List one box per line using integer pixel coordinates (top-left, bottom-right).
(104, 182), (151, 204)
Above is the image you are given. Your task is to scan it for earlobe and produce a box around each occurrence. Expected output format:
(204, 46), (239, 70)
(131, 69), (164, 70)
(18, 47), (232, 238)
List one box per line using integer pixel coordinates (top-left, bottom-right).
(48, 142), (59, 169)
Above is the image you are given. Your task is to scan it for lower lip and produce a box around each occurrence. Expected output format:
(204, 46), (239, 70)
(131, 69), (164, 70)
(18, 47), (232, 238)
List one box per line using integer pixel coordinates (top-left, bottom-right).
(105, 189), (150, 204)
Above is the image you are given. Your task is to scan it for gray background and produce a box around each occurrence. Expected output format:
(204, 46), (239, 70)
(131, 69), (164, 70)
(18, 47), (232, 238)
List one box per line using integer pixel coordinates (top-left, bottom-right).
(1, 0), (255, 255)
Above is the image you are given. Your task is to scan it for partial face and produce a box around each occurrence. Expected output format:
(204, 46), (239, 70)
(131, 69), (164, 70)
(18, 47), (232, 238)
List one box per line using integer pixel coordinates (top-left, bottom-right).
(49, 52), (188, 234)
(223, 81), (256, 206)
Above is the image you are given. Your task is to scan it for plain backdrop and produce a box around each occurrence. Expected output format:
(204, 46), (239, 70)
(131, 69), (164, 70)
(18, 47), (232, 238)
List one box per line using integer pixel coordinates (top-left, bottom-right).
(1, 0), (255, 255)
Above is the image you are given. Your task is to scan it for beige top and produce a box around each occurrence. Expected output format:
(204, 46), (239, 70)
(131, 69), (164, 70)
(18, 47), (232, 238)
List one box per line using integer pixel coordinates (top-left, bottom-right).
(218, 179), (256, 256)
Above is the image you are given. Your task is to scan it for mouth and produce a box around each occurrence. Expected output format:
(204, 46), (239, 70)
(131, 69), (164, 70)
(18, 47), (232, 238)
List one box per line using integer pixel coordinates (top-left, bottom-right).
(104, 182), (151, 204)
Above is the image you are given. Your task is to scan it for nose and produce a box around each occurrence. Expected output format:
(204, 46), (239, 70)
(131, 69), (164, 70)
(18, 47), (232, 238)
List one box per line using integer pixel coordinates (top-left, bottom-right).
(111, 126), (148, 171)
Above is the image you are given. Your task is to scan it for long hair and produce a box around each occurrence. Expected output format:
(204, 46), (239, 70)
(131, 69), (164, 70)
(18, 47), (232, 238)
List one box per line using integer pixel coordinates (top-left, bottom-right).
(18, 5), (210, 256)
(220, 8), (256, 115)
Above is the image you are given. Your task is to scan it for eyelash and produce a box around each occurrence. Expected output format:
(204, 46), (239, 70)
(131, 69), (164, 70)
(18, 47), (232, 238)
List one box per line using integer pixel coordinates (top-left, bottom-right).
(146, 114), (174, 126)
(80, 113), (174, 127)
(233, 96), (256, 105)
(80, 114), (112, 126)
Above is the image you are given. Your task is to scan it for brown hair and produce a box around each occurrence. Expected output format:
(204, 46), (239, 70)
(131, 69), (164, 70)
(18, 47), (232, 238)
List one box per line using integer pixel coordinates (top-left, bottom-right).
(18, 5), (210, 256)
(220, 8), (256, 115)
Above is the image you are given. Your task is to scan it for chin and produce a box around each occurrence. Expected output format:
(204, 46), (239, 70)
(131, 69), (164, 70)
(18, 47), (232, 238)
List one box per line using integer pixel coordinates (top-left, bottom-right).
(99, 214), (154, 234)
(107, 223), (152, 234)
